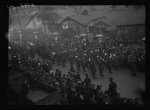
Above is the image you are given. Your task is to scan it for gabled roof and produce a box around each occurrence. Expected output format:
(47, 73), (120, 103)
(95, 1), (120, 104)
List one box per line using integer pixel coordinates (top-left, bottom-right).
(88, 7), (145, 26)
(58, 14), (108, 27)
(24, 12), (39, 28)
(10, 12), (39, 29)
(58, 15), (92, 26)
(96, 18), (113, 26)
(69, 14), (92, 26)
(88, 16), (110, 26)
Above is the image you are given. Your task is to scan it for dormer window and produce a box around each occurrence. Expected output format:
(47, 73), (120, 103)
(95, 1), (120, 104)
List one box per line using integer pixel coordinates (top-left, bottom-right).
(62, 22), (69, 29)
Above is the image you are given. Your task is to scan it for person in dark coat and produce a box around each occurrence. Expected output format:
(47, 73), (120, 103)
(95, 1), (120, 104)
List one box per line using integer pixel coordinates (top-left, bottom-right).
(128, 54), (137, 76)
(83, 90), (94, 105)
(81, 60), (86, 72)
(75, 72), (81, 83)
(66, 85), (73, 104)
(76, 58), (81, 72)
(97, 61), (104, 77)
(105, 61), (112, 74)
(61, 54), (66, 67)
(20, 78), (29, 104)
(108, 77), (119, 102)
(94, 90), (104, 104)
(57, 55), (61, 66)
(83, 73), (91, 88)
(90, 63), (97, 79)
(130, 62), (137, 76)
(69, 56), (76, 72)
(71, 91), (83, 105)
(55, 69), (61, 82)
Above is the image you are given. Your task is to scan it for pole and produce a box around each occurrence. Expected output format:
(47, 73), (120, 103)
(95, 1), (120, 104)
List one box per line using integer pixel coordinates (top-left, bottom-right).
(16, 7), (22, 45)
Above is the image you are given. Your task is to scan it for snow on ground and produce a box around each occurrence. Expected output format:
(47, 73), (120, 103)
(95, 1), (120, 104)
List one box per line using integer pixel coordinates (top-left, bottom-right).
(52, 61), (145, 100)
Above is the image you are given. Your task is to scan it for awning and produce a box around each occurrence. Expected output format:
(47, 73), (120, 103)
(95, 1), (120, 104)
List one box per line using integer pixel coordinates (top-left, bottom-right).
(53, 32), (59, 35)
(80, 34), (87, 37)
(95, 34), (103, 37)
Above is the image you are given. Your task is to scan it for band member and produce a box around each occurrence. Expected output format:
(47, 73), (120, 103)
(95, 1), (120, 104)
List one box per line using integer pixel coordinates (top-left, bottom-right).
(95, 54), (104, 76)
(89, 62), (97, 79)
(128, 54), (137, 76)
(108, 77), (119, 102)
(20, 78), (29, 104)
(81, 60), (86, 72)
(69, 55), (75, 72)
(83, 73), (91, 88)
(105, 61), (112, 74)
(76, 57), (81, 72)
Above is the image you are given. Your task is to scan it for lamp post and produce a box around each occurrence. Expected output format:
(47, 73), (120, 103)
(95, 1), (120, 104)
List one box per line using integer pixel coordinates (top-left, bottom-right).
(8, 32), (10, 43)
(18, 30), (22, 45)
(34, 31), (38, 39)
(16, 7), (22, 45)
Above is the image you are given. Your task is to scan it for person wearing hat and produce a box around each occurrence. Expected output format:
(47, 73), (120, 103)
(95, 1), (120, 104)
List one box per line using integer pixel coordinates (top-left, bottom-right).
(89, 62), (97, 79)
(94, 85), (104, 104)
(83, 73), (91, 88)
(75, 72), (81, 83)
(108, 77), (118, 100)
(97, 60), (104, 77)
(20, 78), (29, 104)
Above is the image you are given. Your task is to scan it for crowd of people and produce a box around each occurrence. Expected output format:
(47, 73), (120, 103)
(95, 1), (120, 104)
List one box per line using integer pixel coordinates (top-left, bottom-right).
(8, 32), (145, 105)
(9, 32), (145, 77)
(8, 55), (141, 105)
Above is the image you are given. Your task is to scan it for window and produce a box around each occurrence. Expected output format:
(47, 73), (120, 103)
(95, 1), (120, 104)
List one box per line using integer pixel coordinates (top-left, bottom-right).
(89, 26), (94, 33)
(77, 26), (80, 34)
(62, 22), (69, 29)
(95, 27), (99, 34)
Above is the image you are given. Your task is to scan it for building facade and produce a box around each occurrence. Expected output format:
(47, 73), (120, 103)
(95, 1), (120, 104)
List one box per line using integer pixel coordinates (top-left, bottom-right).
(58, 16), (88, 37)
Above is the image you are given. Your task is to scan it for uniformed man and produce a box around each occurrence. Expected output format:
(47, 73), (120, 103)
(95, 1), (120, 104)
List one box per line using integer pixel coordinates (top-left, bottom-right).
(108, 77), (118, 99)
(75, 72), (82, 83)
(57, 55), (61, 66)
(89, 62), (97, 79)
(83, 73), (91, 88)
(97, 85), (103, 93)
(97, 59), (104, 77)
(105, 61), (112, 74)
(128, 54), (137, 76)
(76, 57), (81, 72)
(69, 55), (76, 72)
(94, 85), (104, 104)
(61, 54), (66, 67)
(20, 78), (29, 104)
(66, 85), (73, 104)
(55, 69), (60, 81)
(81, 60), (86, 72)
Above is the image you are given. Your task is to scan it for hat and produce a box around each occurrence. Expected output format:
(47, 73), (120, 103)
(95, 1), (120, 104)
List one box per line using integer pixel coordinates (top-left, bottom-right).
(97, 85), (102, 89)
(109, 77), (113, 81)
(56, 69), (59, 72)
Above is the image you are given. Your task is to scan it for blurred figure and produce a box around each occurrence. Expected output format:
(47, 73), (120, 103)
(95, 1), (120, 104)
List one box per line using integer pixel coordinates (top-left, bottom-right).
(128, 54), (137, 76)
(20, 78), (29, 104)
(83, 73), (91, 88)
(81, 60), (86, 72)
(89, 62), (97, 79)
(97, 61), (104, 77)
(108, 77), (120, 104)
(75, 72), (82, 83)
(108, 77), (117, 96)
(76, 58), (81, 72)
(94, 85), (105, 104)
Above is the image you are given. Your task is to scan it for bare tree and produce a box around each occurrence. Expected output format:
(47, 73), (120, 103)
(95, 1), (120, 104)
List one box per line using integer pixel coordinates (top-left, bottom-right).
(71, 6), (83, 14)
(36, 6), (61, 38)
(90, 6), (97, 11)
(9, 7), (14, 25)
